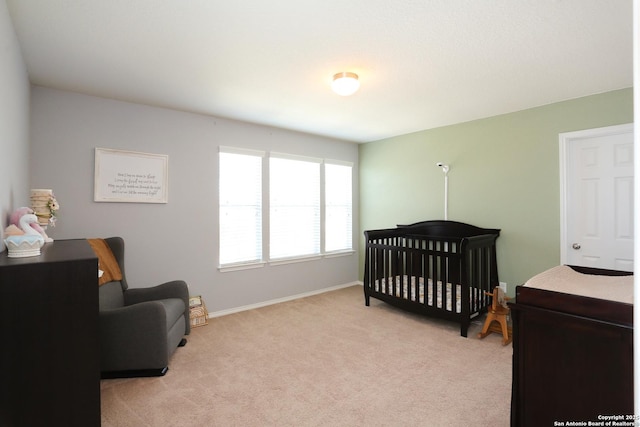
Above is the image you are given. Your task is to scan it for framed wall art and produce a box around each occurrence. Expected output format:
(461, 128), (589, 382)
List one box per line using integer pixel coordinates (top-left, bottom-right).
(94, 148), (169, 203)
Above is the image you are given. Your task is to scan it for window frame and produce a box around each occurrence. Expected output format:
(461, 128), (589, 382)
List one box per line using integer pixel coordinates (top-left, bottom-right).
(218, 148), (354, 271)
(218, 147), (266, 270)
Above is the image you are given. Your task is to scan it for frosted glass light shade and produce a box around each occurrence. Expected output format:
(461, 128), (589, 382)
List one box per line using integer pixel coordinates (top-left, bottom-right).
(331, 72), (360, 96)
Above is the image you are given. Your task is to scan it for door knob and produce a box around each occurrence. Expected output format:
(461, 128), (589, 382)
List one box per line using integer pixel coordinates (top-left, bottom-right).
(572, 243), (581, 250)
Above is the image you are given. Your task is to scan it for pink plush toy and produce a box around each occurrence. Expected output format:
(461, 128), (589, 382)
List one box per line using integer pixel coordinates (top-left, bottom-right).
(9, 207), (52, 242)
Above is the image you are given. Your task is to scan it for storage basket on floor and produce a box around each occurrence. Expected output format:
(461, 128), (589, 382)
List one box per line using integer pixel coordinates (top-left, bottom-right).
(189, 295), (208, 328)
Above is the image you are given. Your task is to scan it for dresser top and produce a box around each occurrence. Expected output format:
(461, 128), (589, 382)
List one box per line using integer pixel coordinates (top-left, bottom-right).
(0, 239), (97, 267)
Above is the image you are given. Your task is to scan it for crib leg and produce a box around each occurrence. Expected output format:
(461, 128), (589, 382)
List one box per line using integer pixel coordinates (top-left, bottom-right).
(460, 322), (469, 338)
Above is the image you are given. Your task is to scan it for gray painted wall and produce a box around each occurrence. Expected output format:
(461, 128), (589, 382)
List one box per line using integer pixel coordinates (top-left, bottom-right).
(30, 87), (360, 313)
(0, 0), (30, 248)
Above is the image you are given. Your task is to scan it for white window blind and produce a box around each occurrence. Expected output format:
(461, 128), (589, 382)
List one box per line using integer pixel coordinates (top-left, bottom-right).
(325, 162), (353, 252)
(269, 155), (321, 259)
(219, 149), (263, 265)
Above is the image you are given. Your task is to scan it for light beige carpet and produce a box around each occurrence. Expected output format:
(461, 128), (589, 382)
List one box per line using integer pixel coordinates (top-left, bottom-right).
(101, 285), (512, 426)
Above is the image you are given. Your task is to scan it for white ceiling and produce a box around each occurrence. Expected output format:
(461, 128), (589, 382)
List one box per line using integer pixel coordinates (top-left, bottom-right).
(6, 0), (633, 143)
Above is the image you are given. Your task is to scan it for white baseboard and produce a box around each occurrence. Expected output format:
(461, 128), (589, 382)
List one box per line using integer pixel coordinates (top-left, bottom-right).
(208, 281), (363, 319)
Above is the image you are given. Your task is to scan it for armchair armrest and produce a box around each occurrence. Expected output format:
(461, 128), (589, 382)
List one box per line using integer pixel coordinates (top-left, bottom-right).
(124, 280), (188, 303)
(123, 280), (190, 334)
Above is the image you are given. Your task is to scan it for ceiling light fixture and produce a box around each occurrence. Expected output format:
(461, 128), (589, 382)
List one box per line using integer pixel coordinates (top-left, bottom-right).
(331, 72), (360, 96)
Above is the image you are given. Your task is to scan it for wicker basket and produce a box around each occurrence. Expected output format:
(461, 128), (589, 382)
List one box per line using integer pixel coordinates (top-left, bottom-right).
(189, 295), (209, 328)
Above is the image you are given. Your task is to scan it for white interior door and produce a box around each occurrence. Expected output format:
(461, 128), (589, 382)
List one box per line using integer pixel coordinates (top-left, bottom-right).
(560, 123), (634, 271)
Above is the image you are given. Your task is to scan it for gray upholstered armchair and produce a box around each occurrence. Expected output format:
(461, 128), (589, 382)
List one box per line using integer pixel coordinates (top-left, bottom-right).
(98, 237), (190, 378)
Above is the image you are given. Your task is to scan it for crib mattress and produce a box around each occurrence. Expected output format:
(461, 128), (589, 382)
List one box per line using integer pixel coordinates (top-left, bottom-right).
(373, 276), (474, 313)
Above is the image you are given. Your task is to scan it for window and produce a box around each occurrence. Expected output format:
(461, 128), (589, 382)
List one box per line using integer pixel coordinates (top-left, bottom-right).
(325, 162), (353, 252)
(218, 148), (263, 265)
(269, 155), (321, 259)
(219, 148), (353, 268)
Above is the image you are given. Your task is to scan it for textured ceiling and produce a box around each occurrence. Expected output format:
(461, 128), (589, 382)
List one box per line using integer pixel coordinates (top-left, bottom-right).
(6, 0), (633, 143)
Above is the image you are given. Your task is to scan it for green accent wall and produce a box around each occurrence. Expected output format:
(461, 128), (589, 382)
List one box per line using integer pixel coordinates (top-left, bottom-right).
(359, 88), (633, 294)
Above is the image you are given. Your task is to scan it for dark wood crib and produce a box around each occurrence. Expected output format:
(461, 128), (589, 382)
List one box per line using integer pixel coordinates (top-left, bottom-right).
(363, 220), (500, 337)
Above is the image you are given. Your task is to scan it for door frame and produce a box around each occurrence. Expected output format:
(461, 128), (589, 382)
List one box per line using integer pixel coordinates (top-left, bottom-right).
(559, 123), (634, 266)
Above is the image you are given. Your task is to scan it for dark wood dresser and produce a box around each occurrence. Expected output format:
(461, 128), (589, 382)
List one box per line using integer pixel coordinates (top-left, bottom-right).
(509, 278), (633, 427)
(0, 239), (100, 426)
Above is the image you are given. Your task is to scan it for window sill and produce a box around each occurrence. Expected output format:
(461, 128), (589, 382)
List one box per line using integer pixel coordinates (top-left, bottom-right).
(324, 249), (355, 258)
(218, 261), (266, 273)
(269, 254), (323, 266)
(219, 250), (354, 272)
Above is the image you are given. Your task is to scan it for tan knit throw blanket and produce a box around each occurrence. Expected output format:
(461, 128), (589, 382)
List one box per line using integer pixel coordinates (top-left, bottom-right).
(87, 238), (123, 286)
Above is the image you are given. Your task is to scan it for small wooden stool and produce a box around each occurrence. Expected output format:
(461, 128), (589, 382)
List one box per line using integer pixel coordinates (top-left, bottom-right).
(478, 287), (512, 345)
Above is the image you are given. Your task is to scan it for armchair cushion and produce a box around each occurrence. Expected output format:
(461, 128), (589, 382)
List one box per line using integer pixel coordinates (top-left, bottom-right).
(99, 281), (125, 310)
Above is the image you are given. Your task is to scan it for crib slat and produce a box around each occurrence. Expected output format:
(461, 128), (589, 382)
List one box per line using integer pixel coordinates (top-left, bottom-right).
(436, 240), (443, 307)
